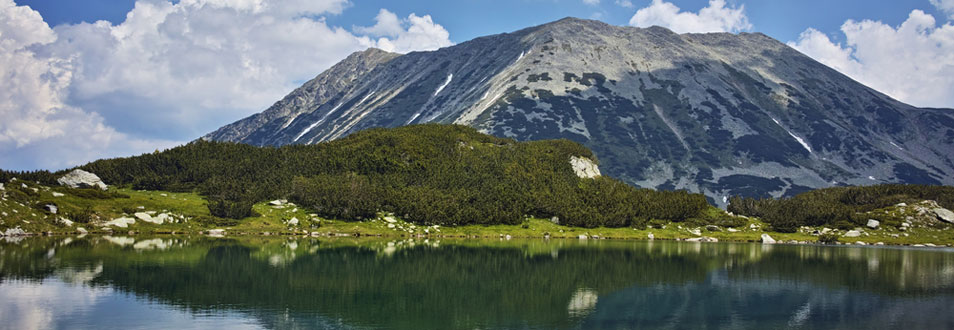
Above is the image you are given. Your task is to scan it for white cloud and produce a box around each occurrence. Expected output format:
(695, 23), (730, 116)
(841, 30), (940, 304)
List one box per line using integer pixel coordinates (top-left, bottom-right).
(0, 0), (179, 170)
(615, 0), (634, 8)
(629, 0), (752, 34)
(356, 9), (452, 53)
(0, 0), (452, 170)
(789, 10), (954, 108)
(583, 0), (600, 5)
(932, 0), (954, 19)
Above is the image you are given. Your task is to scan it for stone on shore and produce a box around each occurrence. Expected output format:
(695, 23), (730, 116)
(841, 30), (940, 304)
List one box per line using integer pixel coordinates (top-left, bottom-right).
(760, 234), (776, 244)
(866, 219), (880, 229)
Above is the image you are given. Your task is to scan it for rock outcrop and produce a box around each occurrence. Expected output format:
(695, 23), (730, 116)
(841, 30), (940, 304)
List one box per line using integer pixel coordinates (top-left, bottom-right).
(570, 156), (601, 179)
(57, 169), (108, 190)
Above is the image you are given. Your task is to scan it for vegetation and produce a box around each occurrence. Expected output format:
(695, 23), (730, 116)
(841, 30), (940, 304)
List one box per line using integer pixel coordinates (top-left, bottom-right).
(2, 125), (713, 228)
(729, 184), (954, 232)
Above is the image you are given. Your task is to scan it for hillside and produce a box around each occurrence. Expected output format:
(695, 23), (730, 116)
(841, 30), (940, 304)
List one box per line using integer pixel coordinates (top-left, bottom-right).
(205, 17), (954, 206)
(1, 124), (717, 232)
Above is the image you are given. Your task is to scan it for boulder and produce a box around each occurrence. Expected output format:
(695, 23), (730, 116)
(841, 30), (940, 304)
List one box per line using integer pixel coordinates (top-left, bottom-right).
(76, 227), (88, 234)
(760, 234), (776, 244)
(106, 217), (136, 228)
(844, 230), (862, 238)
(288, 217), (299, 226)
(687, 236), (718, 242)
(2, 227), (27, 236)
(855, 241), (867, 246)
(689, 228), (702, 236)
(647, 232), (654, 240)
(578, 234), (588, 240)
(727, 228), (739, 233)
(43, 204), (58, 214)
(134, 212), (162, 224)
(933, 208), (954, 224)
(550, 216), (560, 225)
(569, 156), (601, 179)
(57, 169), (108, 190)
(866, 219), (880, 229)
(207, 229), (226, 236)
(52, 192), (64, 197)
(705, 225), (721, 232)
(0, 183), (4, 190)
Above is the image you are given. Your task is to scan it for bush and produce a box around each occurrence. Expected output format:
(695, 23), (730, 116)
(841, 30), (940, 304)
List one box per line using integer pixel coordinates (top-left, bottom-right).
(818, 233), (839, 244)
(69, 189), (130, 200)
(67, 206), (95, 224)
(192, 215), (240, 227)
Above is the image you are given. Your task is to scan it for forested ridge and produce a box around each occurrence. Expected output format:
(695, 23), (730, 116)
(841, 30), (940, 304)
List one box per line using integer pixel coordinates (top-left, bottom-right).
(1, 124), (712, 227)
(729, 185), (954, 232)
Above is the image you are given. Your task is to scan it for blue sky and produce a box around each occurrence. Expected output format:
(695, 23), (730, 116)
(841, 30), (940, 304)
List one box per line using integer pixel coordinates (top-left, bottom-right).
(16, 0), (945, 45)
(2, 0), (953, 170)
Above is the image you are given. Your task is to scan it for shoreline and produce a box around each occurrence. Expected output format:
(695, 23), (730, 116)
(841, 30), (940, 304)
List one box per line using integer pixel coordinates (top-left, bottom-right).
(5, 228), (953, 249)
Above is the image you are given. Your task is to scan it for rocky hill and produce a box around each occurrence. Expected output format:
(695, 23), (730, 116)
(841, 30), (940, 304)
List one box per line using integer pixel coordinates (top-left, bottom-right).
(205, 17), (954, 205)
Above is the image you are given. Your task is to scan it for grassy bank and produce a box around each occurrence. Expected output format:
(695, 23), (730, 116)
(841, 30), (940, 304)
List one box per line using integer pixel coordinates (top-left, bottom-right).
(2, 181), (952, 247)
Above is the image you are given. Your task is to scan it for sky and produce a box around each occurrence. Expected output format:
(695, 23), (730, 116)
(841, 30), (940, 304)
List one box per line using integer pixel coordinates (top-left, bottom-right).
(1, 0), (953, 171)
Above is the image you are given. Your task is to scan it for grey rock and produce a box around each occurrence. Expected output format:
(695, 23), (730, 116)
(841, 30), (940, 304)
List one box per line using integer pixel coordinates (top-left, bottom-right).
(844, 230), (862, 238)
(933, 208), (954, 224)
(208, 229), (226, 236)
(705, 225), (721, 232)
(44, 204), (58, 214)
(2, 227), (27, 236)
(550, 216), (560, 225)
(205, 18), (954, 206)
(760, 234), (776, 244)
(57, 169), (107, 190)
(866, 219), (880, 229)
(570, 156), (601, 179)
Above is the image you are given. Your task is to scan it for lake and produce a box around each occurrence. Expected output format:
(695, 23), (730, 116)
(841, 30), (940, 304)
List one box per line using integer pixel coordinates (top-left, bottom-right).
(1, 236), (953, 329)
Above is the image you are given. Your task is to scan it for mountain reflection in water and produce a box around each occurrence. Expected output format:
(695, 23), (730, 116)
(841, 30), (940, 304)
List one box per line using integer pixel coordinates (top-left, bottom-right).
(1, 237), (953, 329)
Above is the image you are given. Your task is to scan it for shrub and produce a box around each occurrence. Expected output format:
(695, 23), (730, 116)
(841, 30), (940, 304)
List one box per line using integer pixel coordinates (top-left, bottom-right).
(818, 233), (839, 244)
(67, 206), (95, 224)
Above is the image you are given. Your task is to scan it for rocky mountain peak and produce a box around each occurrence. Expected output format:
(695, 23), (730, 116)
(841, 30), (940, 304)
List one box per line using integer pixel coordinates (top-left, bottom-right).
(205, 18), (954, 206)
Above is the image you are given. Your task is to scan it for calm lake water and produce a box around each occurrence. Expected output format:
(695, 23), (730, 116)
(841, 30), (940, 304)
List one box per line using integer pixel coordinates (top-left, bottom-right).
(1, 236), (954, 330)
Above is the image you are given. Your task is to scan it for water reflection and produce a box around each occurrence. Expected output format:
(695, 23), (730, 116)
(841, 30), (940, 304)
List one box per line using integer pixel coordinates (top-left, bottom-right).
(1, 237), (953, 329)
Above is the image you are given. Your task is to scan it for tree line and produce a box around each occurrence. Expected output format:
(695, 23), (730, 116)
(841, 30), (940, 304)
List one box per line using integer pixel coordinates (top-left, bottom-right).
(728, 184), (954, 232)
(4, 124), (712, 227)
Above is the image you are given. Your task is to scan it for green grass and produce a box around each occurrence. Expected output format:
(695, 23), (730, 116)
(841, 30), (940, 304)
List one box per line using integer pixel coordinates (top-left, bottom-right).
(2, 183), (953, 247)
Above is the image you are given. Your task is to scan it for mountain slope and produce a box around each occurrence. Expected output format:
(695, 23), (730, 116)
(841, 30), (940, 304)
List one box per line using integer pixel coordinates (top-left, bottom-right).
(205, 17), (954, 205)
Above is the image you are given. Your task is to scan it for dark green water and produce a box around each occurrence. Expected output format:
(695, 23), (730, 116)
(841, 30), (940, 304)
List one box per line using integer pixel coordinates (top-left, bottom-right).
(1, 236), (953, 329)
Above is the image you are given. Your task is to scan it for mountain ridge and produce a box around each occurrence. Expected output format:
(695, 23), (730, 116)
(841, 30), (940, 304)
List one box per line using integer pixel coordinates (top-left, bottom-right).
(204, 17), (954, 206)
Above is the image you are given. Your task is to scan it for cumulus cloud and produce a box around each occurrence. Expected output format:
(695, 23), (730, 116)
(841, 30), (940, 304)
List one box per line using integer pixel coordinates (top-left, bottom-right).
(932, 0), (954, 19)
(0, 0), (179, 170)
(355, 9), (452, 53)
(629, 0), (751, 33)
(0, 0), (452, 170)
(789, 10), (954, 108)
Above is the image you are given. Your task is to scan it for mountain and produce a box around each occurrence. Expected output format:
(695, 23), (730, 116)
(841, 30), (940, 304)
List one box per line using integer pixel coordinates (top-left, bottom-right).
(204, 17), (954, 206)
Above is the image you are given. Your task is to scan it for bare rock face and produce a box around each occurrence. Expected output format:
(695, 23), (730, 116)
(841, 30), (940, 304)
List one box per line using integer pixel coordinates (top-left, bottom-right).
(57, 169), (108, 190)
(934, 208), (954, 224)
(570, 156), (601, 179)
(205, 17), (954, 206)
